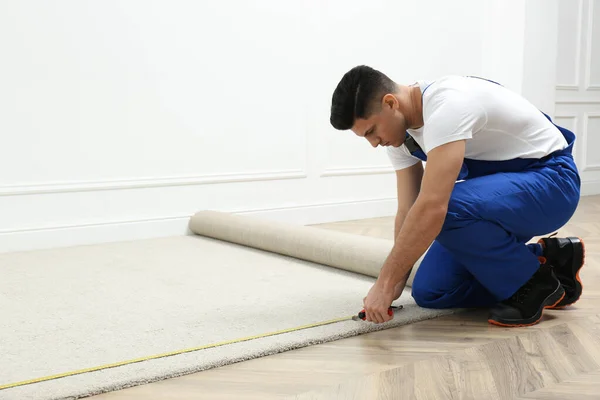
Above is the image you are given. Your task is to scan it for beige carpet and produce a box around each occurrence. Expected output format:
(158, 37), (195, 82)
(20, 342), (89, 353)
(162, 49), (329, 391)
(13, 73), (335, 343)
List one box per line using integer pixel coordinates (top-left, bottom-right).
(0, 212), (450, 400)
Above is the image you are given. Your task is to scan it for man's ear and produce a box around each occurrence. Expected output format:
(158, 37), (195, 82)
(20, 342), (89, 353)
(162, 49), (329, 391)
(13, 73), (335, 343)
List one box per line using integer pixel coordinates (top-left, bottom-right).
(382, 93), (398, 110)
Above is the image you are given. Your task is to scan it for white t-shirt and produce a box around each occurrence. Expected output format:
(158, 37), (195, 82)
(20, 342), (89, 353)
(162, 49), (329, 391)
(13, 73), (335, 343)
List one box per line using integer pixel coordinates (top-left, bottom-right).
(386, 75), (568, 170)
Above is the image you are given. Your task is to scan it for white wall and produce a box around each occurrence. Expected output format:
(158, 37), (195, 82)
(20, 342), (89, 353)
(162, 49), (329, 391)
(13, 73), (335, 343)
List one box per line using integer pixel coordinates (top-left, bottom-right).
(484, 0), (600, 196)
(480, 0), (559, 115)
(0, 0), (588, 253)
(554, 0), (600, 196)
(0, 0), (486, 252)
(522, 0), (559, 117)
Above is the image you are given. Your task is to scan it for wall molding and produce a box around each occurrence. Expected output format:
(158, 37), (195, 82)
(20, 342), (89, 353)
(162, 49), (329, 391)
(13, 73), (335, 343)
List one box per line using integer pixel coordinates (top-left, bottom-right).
(556, 0), (584, 90)
(0, 169), (307, 197)
(320, 165), (395, 177)
(556, 84), (580, 91)
(554, 114), (580, 165)
(584, 0), (600, 91)
(553, 113), (578, 122)
(581, 112), (600, 172)
(555, 99), (600, 104)
(0, 197), (397, 253)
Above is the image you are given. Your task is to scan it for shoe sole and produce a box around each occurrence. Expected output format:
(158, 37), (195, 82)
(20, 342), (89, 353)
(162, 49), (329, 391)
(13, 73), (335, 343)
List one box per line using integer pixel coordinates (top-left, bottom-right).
(547, 237), (585, 309)
(487, 285), (565, 327)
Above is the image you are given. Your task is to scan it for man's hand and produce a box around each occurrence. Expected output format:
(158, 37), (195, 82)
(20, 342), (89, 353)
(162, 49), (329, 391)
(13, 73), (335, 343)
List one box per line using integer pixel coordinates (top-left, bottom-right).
(362, 280), (397, 324)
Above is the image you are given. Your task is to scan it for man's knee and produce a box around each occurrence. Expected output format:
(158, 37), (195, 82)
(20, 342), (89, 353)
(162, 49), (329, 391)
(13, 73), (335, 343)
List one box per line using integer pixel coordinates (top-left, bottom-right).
(411, 288), (437, 308)
(411, 274), (497, 309)
(411, 281), (454, 309)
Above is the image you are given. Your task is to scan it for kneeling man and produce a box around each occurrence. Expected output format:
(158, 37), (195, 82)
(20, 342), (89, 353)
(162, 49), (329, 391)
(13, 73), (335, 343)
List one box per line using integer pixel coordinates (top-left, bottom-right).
(329, 66), (585, 327)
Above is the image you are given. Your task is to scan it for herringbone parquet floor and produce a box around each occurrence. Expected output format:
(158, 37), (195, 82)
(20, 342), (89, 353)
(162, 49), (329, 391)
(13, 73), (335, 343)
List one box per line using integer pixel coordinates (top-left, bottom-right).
(94, 195), (600, 400)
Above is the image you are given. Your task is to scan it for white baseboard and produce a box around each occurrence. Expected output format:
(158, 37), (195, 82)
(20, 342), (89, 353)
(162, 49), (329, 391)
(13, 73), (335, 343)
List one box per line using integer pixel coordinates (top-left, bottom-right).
(0, 198), (397, 254)
(4, 182), (598, 255)
(581, 179), (600, 196)
(236, 197), (397, 225)
(0, 216), (192, 254)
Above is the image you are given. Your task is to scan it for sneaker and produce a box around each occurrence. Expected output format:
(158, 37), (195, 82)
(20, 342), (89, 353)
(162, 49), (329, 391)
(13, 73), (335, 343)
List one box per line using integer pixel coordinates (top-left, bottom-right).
(538, 235), (585, 308)
(488, 264), (565, 327)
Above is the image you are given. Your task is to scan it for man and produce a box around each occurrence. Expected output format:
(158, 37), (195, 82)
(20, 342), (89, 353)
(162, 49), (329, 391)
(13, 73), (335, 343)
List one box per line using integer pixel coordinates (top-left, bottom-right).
(329, 65), (585, 327)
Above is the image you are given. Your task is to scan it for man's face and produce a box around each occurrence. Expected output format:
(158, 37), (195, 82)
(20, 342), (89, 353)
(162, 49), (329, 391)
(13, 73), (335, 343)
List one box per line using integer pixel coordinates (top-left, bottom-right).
(351, 96), (407, 148)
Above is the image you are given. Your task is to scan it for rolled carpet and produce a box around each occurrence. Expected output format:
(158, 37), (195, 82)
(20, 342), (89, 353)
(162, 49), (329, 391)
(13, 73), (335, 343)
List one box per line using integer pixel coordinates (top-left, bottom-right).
(188, 210), (424, 286)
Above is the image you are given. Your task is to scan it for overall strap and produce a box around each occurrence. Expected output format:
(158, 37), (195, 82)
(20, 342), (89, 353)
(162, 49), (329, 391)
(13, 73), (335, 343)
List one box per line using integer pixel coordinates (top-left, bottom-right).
(404, 133), (426, 160)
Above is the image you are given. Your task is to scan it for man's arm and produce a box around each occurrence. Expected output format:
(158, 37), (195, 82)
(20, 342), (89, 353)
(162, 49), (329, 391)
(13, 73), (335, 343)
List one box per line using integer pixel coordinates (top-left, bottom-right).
(363, 140), (466, 323)
(389, 161), (423, 299)
(394, 162), (424, 240)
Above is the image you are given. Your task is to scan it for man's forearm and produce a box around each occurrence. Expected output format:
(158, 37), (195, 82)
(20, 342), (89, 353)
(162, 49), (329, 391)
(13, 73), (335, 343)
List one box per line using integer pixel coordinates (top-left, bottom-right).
(392, 208), (413, 285)
(379, 199), (446, 290)
(394, 209), (409, 241)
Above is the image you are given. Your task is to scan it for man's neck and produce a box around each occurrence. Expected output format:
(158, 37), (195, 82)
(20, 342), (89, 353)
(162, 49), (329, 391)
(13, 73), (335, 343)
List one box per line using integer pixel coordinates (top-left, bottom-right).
(408, 85), (424, 129)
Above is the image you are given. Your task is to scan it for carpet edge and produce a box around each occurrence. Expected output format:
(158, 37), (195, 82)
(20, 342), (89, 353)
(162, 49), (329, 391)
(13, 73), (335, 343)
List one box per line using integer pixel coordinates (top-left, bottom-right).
(30, 308), (461, 400)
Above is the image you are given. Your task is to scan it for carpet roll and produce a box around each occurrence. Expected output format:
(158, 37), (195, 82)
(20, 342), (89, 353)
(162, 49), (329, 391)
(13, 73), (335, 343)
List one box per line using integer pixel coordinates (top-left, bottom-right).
(188, 210), (422, 286)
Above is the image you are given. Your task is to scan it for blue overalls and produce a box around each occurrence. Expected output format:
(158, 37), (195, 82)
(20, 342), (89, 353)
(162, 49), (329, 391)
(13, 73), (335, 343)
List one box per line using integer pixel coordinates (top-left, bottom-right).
(407, 81), (582, 309)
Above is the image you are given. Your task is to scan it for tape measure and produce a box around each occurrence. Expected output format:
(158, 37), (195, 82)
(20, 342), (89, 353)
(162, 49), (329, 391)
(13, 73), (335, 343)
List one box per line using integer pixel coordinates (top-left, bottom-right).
(0, 305), (402, 390)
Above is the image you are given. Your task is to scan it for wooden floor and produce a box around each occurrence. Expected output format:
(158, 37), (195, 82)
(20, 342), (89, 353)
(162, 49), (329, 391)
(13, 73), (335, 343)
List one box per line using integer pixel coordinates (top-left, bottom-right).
(93, 195), (600, 400)
(291, 314), (600, 400)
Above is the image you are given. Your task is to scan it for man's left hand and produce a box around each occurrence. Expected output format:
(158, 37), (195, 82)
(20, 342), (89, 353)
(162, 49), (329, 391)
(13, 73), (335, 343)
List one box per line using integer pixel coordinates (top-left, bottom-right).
(362, 280), (396, 324)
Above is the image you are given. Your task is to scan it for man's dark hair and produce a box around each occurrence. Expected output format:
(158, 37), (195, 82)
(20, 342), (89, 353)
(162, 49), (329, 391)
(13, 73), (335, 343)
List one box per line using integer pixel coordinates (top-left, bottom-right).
(330, 65), (396, 130)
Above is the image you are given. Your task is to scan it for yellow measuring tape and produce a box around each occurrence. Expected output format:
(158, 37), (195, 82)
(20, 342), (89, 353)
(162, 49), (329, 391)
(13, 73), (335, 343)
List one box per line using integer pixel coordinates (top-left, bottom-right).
(0, 313), (358, 390)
